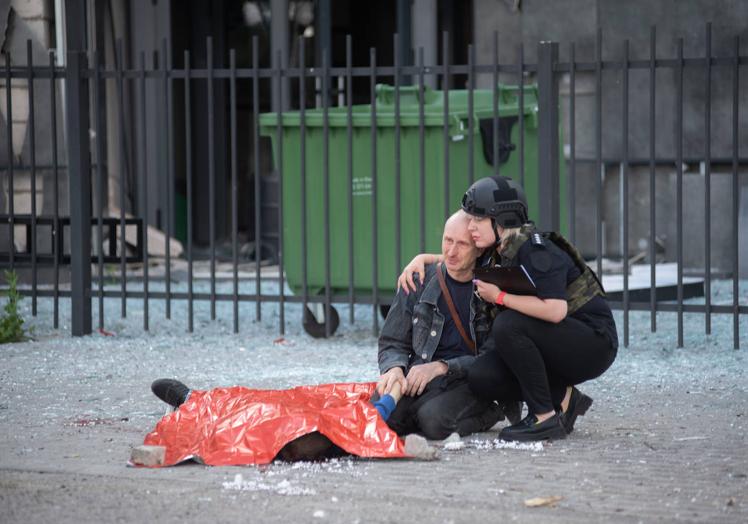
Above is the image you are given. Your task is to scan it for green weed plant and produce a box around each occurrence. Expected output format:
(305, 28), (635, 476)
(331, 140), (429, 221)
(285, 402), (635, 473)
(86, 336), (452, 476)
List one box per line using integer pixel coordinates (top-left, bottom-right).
(0, 270), (30, 343)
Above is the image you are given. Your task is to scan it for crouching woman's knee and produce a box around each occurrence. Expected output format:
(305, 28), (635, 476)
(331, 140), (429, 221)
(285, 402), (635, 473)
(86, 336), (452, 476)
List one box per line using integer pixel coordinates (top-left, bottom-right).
(491, 309), (533, 348)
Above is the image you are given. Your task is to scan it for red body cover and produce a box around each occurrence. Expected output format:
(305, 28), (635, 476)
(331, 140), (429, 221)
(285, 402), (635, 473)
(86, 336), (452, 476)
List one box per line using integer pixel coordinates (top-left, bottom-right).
(143, 382), (407, 465)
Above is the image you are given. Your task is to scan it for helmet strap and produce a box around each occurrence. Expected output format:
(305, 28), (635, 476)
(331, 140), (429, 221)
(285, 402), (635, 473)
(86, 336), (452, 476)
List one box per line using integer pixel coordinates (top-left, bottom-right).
(491, 219), (501, 247)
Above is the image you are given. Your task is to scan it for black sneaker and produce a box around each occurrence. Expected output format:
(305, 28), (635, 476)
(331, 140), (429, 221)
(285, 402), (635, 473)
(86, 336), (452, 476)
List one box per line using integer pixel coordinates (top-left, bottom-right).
(498, 400), (523, 425)
(562, 387), (593, 434)
(499, 413), (567, 442)
(151, 379), (191, 408)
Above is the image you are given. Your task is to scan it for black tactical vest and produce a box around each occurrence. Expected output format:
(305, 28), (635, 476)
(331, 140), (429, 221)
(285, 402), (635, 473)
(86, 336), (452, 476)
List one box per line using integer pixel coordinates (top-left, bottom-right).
(496, 224), (606, 315)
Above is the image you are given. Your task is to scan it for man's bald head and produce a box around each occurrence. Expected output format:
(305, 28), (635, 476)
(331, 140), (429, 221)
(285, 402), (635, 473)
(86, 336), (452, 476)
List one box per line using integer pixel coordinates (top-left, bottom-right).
(442, 210), (479, 280)
(444, 209), (471, 233)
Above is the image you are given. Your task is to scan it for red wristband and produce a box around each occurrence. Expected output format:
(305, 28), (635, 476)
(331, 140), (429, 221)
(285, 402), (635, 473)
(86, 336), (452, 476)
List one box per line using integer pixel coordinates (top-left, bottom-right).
(496, 291), (507, 306)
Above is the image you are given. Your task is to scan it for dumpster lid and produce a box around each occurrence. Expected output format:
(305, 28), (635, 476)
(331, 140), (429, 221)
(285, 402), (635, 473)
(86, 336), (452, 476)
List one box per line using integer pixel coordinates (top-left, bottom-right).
(259, 83), (537, 132)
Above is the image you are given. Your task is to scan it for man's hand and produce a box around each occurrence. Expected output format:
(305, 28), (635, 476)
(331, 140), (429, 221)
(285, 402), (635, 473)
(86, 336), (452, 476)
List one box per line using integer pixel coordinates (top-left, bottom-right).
(404, 361), (448, 397)
(377, 367), (407, 396)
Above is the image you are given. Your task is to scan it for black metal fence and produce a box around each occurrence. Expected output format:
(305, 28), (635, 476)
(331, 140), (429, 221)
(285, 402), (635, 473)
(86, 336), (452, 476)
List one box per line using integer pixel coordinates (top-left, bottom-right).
(0, 25), (745, 348)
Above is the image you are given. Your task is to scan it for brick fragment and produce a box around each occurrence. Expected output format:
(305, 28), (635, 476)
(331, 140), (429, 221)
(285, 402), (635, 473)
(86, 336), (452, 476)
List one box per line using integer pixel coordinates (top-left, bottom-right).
(404, 434), (438, 461)
(130, 445), (166, 466)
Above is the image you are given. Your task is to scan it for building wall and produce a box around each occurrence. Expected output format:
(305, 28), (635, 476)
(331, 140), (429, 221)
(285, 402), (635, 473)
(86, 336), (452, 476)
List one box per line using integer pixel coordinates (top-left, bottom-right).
(0, 0), (64, 258)
(473, 0), (748, 275)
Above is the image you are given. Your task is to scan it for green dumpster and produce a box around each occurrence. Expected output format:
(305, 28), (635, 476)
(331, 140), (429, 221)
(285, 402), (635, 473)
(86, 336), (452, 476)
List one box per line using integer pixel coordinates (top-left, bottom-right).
(259, 84), (566, 335)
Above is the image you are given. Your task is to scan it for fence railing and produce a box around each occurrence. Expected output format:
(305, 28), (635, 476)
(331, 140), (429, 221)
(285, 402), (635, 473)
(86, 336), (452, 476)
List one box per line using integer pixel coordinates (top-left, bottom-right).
(0, 24), (745, 348)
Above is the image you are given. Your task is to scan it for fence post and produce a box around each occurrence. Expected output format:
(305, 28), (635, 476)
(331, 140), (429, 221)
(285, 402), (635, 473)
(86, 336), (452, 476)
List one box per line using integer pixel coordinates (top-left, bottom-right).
(65, 28), (92, 335)
(537, 41), (560, 232)
(271, 0), (290, 111)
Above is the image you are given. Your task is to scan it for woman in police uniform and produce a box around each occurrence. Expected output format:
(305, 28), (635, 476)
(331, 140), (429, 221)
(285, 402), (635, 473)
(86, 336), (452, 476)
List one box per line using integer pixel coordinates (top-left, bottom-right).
(398, 176), (618, 441)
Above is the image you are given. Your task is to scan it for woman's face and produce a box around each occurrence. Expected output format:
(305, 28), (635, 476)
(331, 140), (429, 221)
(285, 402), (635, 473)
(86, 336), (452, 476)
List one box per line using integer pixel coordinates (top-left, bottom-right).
(466, 215), (497, 249)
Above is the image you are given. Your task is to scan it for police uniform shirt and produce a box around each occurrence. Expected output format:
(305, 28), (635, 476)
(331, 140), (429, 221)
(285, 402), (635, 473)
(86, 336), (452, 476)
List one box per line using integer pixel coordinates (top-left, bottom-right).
(516, 239), (619, 349)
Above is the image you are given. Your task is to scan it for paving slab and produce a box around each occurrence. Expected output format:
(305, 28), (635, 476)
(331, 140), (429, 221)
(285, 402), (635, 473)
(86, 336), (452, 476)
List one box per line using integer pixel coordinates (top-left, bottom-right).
(0, 280), (746, 523)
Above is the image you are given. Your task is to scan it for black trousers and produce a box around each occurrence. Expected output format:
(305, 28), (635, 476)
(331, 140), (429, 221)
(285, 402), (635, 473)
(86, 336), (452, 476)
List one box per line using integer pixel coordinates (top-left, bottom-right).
(384, 374), (504, 440)
(467, 310), (617, 415)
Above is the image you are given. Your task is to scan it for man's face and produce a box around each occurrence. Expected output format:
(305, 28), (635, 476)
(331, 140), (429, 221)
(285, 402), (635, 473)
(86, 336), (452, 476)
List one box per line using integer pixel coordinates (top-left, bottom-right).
(441, 220), (480, 274)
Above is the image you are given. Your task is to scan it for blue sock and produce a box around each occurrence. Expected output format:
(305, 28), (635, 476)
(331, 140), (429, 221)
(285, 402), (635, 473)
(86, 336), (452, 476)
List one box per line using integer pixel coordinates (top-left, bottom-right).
(373, 394), (397, 421)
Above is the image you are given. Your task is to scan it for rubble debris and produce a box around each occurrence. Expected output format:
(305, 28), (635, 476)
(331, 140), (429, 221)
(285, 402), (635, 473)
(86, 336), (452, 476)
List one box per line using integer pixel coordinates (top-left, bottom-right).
(404, 434), (438, 460)
(130, 445), (166, 466)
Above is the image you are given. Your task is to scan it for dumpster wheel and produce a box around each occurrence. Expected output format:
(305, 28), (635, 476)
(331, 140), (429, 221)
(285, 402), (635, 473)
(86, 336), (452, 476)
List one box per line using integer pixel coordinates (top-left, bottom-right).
(303, 304), (340, 338)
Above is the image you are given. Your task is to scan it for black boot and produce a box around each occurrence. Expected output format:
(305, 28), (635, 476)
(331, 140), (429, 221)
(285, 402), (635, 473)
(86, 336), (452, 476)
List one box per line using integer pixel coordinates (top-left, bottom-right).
(499, 412), (566, 442)
(151, 379), (191, 408)
(562, 387), (593, 434)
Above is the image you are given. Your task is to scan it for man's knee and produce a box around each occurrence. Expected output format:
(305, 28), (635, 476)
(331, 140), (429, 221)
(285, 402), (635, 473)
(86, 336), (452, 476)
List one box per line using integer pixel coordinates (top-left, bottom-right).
(467, 364), (499, 400)
(415, 400), (455, 440)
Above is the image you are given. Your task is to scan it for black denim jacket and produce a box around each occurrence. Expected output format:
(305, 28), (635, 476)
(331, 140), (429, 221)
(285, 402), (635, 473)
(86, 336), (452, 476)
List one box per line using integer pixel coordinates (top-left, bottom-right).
(378, 263), (494, 377)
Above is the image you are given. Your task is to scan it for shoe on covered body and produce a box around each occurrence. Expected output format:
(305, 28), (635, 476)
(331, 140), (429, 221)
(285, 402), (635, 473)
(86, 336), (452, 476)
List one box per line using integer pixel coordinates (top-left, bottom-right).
(151, 378), (191, 408)
(499, 412), (567, 442)
(497, 400), (523, 426)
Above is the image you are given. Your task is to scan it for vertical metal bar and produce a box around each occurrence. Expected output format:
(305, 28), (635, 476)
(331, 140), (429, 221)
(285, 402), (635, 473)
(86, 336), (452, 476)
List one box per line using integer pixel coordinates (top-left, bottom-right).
(418, 47), (426, 253)
(622, 39), (630, 348)
(4, 54), (14, 270)
(275, 49), (285, 335)
(675, 38), (684, 348)
(370, 47), (379, 334)
(66, 0), (91, 334)
(26, 41), (37, 315)
(569, 42), (576, 244)
(92, 47), (105, 330)
(252, 37), (261, 322)
(518, 43), (525, 187)
(394, 33), (402, 278)
(537, 42), (560, 232)
(649, 26), (657, 332)
(314, 0), (330, 74)
(162, 39), (172, 320)
(595, 28), (603, 280)
(396, 0), (412, 78)
(300, 39), (309, 320)
(207, 37), (216, 320)
(322, 48), (331, 337)
(467, 43), (475, 185)
(139, 51), (149, 331)
(184, 50), (194, 332)
(66, 49), (92, 336)
(731, 35), (740, 350)
(337, 76), (344, 107)
(704, 23), (712, 335)
(116, 40), (127, 319)
(442, 31), (450, 221)
(49, 51), (59, 328)
(230, 48), (238, 334)
(492, 32), (499, 177)
(346, 35), (354, 324)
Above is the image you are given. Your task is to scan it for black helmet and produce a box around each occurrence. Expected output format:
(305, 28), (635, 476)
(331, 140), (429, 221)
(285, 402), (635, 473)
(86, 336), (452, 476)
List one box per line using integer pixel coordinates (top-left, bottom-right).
(461, 176), (528, 228)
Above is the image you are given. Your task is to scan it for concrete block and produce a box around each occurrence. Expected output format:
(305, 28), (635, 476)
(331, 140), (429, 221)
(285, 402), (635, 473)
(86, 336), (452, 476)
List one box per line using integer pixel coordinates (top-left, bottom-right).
(130, 445), (166, 466)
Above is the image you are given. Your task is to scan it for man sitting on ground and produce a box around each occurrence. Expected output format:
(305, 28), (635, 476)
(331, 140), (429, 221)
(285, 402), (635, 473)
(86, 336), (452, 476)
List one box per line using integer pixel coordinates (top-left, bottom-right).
(377, 210), (516, 440)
